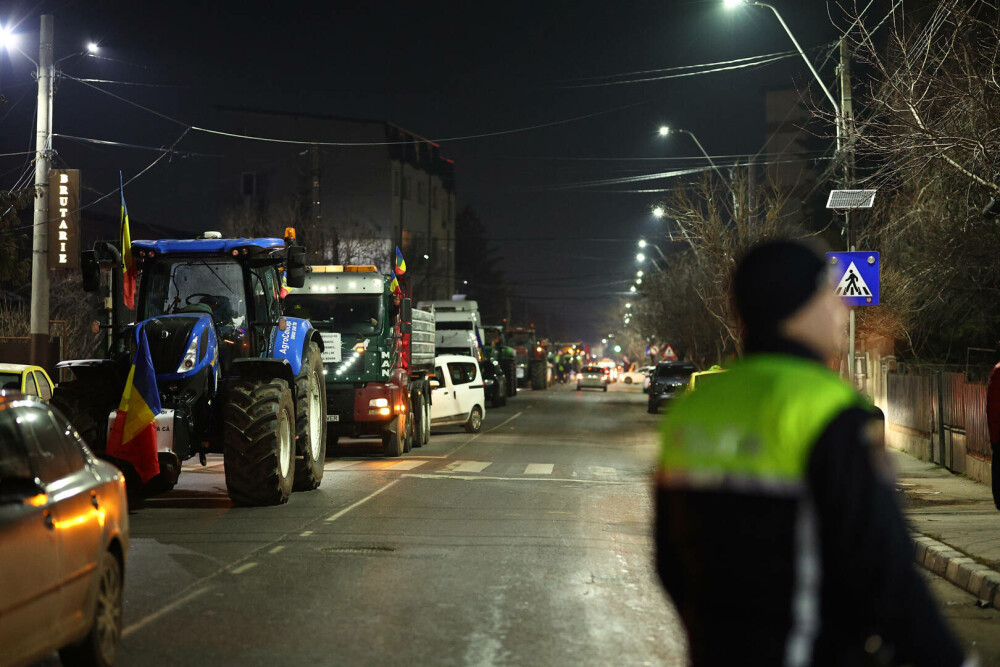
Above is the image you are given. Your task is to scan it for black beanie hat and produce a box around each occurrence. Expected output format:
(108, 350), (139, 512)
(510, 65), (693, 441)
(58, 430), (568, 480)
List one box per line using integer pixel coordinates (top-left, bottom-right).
(733, 239), (828, 335)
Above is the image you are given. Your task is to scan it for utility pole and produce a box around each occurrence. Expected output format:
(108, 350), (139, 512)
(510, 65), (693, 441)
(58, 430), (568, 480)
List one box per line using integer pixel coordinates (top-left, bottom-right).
(29, 14), (53, 369)
(840, 37), (856, 384)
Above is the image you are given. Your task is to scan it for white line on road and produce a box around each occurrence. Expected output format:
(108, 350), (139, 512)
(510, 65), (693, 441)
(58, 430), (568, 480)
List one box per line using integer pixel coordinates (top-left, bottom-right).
(324, 460), (360, 471)
(123, 479), (402, 638)
(443, 461), (492, 473)
(524, 463), (554, 475)
(230, 562), (258, 575)
(122, 586), (211, 639)
(401, 473), (637, 485)
(388, 460), (427, 470)
(300, 530), (314, 537)
(269, 545), (285, 554)
(326, 479), (401, 522)
(414, 412), (525, 459)
(590, 466), (617, 478)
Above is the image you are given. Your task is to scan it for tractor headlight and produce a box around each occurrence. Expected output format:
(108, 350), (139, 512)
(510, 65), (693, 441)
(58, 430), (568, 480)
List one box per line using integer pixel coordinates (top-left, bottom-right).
(177, 335), (199, 373)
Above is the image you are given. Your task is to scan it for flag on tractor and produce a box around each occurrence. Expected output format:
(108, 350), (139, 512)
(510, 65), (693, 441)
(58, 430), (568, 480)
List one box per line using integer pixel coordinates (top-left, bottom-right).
(390, 275), (401, 296)
(106, 325), (161, 483)
(395, 246), (407, 276)
(120, 173), (137, 309)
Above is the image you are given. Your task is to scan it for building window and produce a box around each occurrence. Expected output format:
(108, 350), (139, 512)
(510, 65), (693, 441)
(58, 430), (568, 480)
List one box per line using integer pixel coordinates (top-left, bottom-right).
(241, 172), (257, 197)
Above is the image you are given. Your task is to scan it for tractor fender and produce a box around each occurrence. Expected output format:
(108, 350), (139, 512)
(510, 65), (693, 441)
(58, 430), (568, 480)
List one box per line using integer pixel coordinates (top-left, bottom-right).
(268, 317), (319, 377)
(227, 358), (296, 394)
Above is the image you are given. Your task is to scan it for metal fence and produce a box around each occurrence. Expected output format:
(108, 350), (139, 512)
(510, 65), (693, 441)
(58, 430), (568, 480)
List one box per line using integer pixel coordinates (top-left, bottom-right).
(883, 369), (992, 464)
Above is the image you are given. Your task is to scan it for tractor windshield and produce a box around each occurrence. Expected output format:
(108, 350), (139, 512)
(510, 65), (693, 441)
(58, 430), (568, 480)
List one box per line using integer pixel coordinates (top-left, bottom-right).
(142, 258), (247, 330)
(284, 293), (383, 334)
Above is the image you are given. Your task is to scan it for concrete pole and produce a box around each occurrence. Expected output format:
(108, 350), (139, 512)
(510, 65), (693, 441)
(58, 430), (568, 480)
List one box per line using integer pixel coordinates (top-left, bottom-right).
(29, 14), (53, 369)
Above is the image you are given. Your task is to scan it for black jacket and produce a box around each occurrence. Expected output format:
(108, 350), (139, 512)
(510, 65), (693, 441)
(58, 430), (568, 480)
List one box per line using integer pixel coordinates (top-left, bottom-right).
(655, 339), (964, 666)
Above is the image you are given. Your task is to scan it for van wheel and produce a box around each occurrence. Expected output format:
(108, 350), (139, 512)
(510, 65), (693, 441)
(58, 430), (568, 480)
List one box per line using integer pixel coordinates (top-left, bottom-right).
(465, 406), (483, 433)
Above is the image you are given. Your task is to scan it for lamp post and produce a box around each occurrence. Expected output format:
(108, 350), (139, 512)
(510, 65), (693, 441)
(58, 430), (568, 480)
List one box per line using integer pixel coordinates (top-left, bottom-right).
(638, 238), (668, 263)
(658, 125), (730, 186)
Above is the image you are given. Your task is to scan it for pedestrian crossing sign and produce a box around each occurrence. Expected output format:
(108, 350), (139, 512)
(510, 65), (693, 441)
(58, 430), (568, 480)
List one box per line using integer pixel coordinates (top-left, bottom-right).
(826, 252), (879, 306)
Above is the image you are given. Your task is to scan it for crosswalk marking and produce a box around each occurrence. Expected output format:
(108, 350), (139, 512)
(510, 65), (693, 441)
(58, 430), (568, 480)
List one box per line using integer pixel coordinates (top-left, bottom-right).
(523, 463), (554, 475)
(387, 460), (427, 471)
(324, 461), (359, 471)
(443, 460), (492, 473)
(324, 459), (428, 472)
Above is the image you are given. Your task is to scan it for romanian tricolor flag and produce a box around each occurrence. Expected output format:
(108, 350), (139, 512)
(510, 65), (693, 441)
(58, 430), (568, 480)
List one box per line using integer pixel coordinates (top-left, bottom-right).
(106, 325), (161, 483)
(395, 246), (406, 276)
(389, 275), (401, 297)
(120, 173), (137, 310)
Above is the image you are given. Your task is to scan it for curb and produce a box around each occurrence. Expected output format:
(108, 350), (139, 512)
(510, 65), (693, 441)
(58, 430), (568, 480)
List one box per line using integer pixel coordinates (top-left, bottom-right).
(913, 533), (1000, 611)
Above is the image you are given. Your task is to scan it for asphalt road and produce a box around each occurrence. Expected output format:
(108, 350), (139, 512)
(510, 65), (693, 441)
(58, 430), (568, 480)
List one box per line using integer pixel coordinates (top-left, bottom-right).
(32, 381), (1000, 666)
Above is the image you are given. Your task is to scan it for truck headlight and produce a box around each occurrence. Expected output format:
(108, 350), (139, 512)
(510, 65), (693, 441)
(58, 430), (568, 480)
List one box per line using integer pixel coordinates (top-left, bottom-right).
(177, 335), (199, 373)
(369, 398), (389, 408)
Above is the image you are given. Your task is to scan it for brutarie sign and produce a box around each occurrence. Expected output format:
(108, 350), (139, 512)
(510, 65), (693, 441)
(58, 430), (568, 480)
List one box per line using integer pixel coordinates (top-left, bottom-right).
(48, 169), (80, 270)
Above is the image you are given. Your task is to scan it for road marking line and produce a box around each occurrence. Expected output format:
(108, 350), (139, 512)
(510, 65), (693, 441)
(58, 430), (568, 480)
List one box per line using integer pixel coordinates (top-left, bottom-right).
(524, 463), (554, 475)
(324, 461), (360, 471)
(326, 479), (401, 522)
(402, 473), (637, 485)
(123, 479), (404, 638)
(122, 586), (211, 639)
(230, 562), (258, 575)
(590, 466), (617, 478)
(300, 530), (314, 537)
(443, 461), (491, 473)
(416, 411), (525, 459)
(388, 460), (426, 470)
(269, 545), (285, 554)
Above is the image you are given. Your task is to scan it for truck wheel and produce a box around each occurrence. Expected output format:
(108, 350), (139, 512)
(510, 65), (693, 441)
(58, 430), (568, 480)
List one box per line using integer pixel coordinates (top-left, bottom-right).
(421, 398), (431, 445)
(403, 409), (413, 454)
(293, 342), (327, 492)
(223, 378), (295, 506)
(382, 415), (405, 457)
(501, 360), (517, 397)
(411, 393), (424, 448)
(58, 549), (123, 667)
(51, 381), (108, 452)
(530, 361), (547, 391)
(465, 406), (483, 433)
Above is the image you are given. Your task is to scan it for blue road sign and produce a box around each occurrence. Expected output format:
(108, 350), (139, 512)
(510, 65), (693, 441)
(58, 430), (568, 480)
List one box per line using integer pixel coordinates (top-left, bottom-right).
(826, 252), (879, 306)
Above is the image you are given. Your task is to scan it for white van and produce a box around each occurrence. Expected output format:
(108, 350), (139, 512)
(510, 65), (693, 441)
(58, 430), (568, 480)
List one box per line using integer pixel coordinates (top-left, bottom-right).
(430, 354), (486, 433)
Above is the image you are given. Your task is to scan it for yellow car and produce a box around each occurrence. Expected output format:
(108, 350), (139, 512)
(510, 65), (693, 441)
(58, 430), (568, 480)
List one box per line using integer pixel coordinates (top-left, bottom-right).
(0, 363), (55, 400)
(688, 365), (726, 391)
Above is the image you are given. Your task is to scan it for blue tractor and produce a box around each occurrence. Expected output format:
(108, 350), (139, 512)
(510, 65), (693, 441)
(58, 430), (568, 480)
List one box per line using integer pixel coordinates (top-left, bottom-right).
(52, 232), (328, 506)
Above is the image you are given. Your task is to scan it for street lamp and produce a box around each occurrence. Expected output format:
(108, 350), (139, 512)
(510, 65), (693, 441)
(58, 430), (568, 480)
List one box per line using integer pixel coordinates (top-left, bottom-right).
(0, 25), (16, 51)
(723, 1), (839, 120)
(658, 125), (729, 186)
(636, 270), (644, 278)
(639, 238), (669, 263)
(86, 41), (98, 53)
(636, 252), (646, 263)
(630, 285), (637, 293)
(638, 239), (647, 249)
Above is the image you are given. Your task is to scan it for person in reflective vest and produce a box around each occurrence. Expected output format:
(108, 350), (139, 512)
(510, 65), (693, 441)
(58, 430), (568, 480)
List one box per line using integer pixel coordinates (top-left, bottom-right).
(655, 239), (968, 666)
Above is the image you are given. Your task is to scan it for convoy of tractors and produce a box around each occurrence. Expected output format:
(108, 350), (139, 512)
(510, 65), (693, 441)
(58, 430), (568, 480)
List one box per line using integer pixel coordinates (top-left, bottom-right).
(51, 230), (562, 506)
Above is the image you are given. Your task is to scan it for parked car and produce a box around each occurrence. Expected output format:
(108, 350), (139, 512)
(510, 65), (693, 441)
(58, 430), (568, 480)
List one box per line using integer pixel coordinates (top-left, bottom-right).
(689, 365), (727, 391)
(0, 392), (129, 667)
(576, 365), (609, 392)
(620, 365), (652, 385)
(647, 361), (698, 414)
(479, 359), (508, 408)
(0, 363), (55, 400)
(431, 354), (486, 433)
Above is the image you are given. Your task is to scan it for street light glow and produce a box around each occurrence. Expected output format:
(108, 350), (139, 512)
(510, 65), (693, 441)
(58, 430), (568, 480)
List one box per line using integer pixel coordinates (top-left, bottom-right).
(636, 253), (645, 262)
(658, 125), (670, 136)
(652, 206), (665, 218)
(630, 285), (637, 293)
(86, 42), (99, 53)
(638, 239), (647, 249)
(636, 270), (644, 278)
(636, 278), (642, 285)
(625, 303), (632, 309)
(0, 27), (16, 51)
(724, 0), (746, 8)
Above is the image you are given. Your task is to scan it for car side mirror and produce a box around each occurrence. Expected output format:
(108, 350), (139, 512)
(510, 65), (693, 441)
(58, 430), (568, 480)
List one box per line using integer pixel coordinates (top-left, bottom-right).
(429, 379), (440, 389)
(285, 246), (306, 288)
(0, 476), (45, 505)
(80, 250), (100, 293)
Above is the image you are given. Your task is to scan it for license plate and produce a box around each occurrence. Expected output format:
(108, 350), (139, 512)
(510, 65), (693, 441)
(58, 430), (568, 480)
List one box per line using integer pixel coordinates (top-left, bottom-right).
(326, 414), (340, 422)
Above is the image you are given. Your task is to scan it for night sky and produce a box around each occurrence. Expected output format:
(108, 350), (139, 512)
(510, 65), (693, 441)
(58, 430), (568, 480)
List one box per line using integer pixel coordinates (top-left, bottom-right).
(0, 0), (860, 342)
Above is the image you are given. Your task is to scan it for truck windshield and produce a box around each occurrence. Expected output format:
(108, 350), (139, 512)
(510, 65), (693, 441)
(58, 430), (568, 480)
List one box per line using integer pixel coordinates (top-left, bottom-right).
(437, 321), (474, 331)
(509, 332), (532, 347)
(285, 294), (382, 334)
(142, 259), (247, 329)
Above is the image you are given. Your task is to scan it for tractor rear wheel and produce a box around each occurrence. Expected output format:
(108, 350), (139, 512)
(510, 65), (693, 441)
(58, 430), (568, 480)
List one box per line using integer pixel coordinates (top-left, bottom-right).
(530, 361), (547, 391)
(223, 378), (295, 506)
(293, 342), (327, 491)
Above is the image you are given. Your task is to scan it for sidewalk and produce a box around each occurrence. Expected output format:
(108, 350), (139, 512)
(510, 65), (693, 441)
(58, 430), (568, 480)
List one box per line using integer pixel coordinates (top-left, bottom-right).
(891, 449), (1000, 610)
